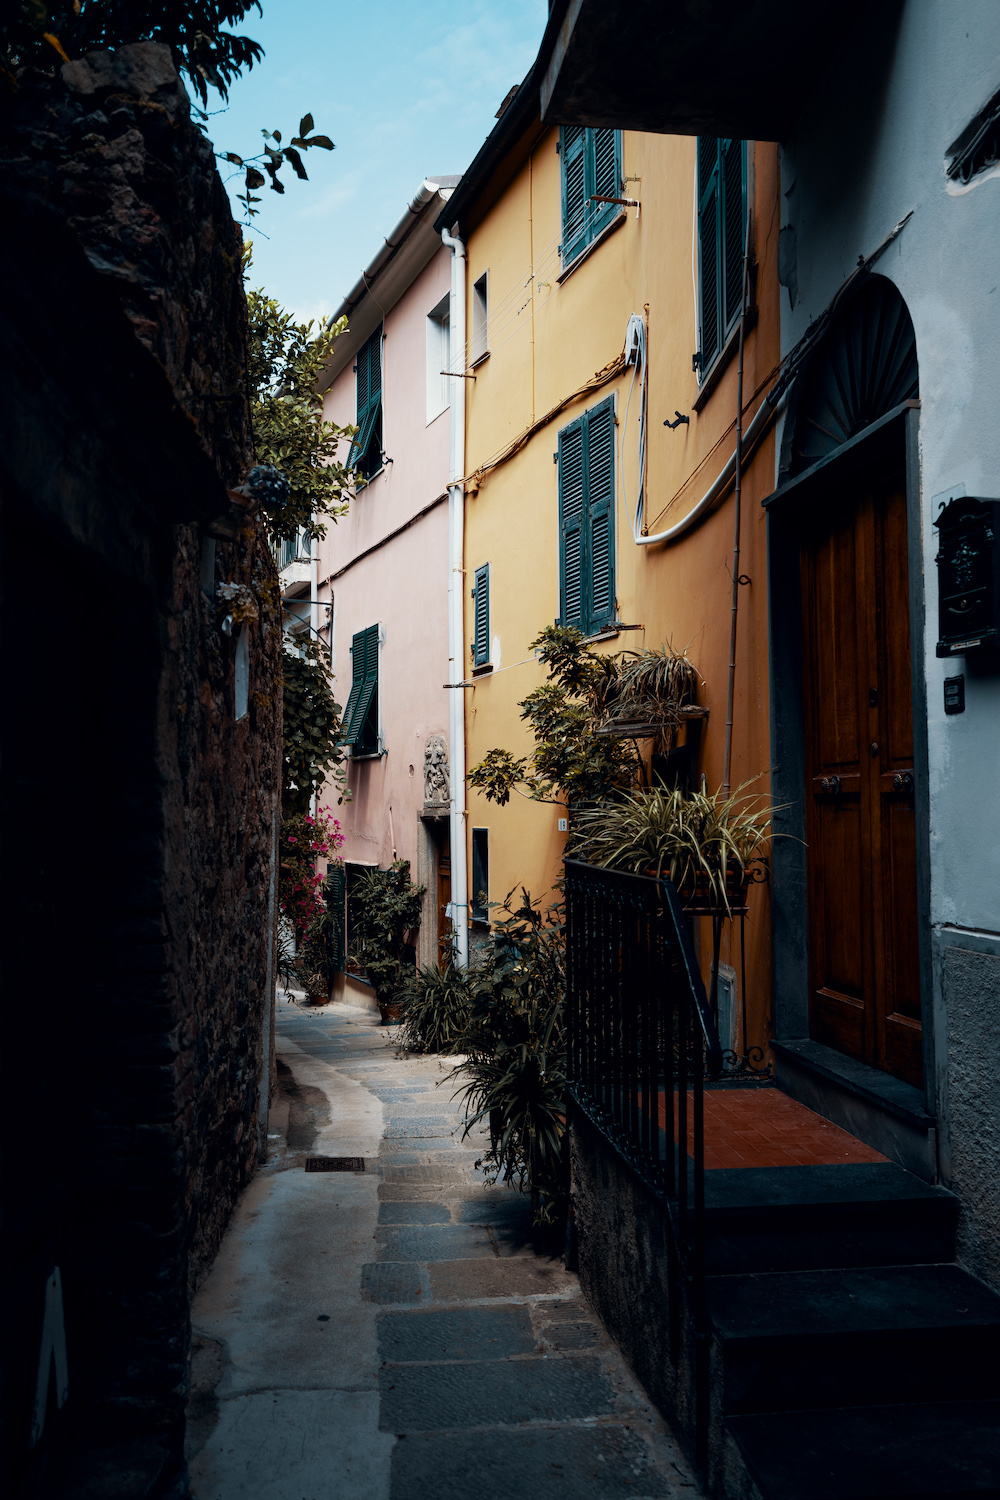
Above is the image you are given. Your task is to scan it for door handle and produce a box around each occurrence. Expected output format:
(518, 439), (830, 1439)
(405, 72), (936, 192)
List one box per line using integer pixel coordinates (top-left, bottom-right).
(819, 776), (841, 795)
(881, 769), (914, 794)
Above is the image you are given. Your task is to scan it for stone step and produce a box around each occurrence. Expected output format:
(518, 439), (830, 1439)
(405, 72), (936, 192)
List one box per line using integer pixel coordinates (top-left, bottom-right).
(726, 1399), (1000, 1499)
(703, 1161), (957, 1274)
(707, 1263), (1000, 1415)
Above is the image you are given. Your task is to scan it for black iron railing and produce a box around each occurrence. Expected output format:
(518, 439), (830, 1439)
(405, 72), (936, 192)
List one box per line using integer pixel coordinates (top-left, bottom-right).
(564, 858), (722, 1470)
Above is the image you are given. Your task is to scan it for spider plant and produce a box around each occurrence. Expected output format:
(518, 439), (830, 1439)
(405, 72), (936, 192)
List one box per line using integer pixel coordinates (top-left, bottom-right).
(394, 959), (473, 1054)
(569, 781), (774, 912)
(591, 645), (699, 733)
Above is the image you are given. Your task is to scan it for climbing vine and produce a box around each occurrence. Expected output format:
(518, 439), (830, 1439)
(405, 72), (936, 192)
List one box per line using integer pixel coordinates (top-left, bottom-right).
(282, 637), (349, 817)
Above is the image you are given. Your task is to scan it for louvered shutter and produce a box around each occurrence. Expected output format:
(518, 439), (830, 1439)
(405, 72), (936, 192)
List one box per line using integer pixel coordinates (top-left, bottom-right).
(586, 400), (615, 632)
(722, 137), (747, 330)
(591, 129), (620, 237)
(343, 624), (379, 749)
(326, 862), (346, 972)
(341, 629), (367, 742)
(348, 327), (383, 472)
(697, 137), (721, 373)
(558, 418), (585, 630)
(561, 126), (588, 264)
(356, 334), (370, 420)
(473, 563), (490, 667)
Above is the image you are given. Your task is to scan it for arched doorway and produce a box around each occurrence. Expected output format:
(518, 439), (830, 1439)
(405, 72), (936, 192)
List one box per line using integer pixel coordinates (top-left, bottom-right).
(792, 276), (923, 1088)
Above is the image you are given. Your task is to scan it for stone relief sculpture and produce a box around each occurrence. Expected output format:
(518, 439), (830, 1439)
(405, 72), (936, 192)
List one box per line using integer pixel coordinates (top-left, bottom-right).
(424, 733), (450, 806)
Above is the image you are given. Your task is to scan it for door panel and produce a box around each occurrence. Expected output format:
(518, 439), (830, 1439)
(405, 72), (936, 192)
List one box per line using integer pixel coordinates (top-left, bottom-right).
(802, 479), (923, 1088)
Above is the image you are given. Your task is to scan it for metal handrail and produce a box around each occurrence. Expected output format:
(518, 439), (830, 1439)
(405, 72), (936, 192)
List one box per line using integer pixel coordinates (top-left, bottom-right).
(563, 858), (722, 1475)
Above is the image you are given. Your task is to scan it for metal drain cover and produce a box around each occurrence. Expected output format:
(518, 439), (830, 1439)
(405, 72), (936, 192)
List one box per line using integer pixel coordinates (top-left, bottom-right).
(305, 1156), (365, 1173)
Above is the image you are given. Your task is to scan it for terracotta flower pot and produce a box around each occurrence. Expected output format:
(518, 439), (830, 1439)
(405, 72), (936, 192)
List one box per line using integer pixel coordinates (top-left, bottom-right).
(378, 999), (403, 1025)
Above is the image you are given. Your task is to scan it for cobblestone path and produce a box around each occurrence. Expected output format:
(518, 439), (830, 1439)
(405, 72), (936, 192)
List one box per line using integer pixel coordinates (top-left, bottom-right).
(187, 997), (700, 1499)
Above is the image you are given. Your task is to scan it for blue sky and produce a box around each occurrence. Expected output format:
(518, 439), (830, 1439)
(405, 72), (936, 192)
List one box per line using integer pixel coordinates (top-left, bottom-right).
(210, 0), (548, 325)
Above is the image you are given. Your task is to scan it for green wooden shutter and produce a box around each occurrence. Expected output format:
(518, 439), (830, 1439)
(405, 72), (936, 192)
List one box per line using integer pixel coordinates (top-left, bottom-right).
(558, 417), (585, 630)
(586, 398), (615, 632)
(561, 126), (588, 264)
(343, 624), (379, 749)
(348, 327), (383, 472)
(340, 629), (367, 741)
(722, 137), (747, 332)
(473, 563), (490, 667)
(591, 129), (620, 237)
(697, 137), (721, 373)
(326, 861), (346, 972)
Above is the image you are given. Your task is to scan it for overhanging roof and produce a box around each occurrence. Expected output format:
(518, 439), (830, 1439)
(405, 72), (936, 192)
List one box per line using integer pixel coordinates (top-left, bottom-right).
(320, 176), (460, 391)
(537, 0), (865, 142)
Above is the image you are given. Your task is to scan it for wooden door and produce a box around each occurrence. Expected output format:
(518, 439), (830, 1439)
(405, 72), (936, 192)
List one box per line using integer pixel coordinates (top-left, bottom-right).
(801, 479), (923, 1088)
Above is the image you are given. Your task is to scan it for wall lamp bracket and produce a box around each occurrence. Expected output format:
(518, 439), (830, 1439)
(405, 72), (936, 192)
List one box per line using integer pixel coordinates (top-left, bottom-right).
(663, 411), (690, 429)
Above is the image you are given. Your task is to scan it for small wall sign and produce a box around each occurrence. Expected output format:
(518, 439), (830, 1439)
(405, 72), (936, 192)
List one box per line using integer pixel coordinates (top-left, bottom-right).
(944, 675), (966, 715)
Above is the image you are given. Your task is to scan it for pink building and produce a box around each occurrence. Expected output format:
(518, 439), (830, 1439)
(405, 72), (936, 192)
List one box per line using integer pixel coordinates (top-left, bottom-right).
(316, 177), (459, 994)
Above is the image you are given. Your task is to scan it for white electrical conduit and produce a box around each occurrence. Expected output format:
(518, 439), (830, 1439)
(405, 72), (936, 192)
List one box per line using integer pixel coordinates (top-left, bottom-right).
(634, 392), (780, 547)
(441, 226), (470, 970)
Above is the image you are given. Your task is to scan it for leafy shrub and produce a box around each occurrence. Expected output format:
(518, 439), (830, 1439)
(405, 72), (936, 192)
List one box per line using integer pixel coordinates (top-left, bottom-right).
(347, 860), (425, 1002)
(450, 891), (567, 1225)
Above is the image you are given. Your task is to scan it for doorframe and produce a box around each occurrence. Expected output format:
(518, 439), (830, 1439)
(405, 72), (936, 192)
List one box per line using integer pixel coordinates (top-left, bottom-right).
(764, 399), (938, 1176)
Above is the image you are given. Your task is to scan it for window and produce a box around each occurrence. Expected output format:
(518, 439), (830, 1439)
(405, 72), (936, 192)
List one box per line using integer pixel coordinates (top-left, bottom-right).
(471, 272), (489, 363)
(472, 563), (490, 668)
(349, 326), (383, 481)
(558, 396), (615, 636)
(560, 126), (622, 266)
(696, 137), (747, 377)
(471, 828), (489, 924)
(426, 295), (450, 424)
(342, 624), (379, 755)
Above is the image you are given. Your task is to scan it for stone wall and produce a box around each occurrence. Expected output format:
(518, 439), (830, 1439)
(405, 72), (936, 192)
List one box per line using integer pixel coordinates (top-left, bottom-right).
(1, 44), (281, 1498)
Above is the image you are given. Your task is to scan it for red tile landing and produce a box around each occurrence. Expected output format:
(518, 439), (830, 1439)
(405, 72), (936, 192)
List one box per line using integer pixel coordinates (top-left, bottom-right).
(658, 1089), (888, 1169)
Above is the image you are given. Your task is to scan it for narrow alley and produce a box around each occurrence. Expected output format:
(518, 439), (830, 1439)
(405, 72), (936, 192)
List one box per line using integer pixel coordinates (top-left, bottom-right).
(186, 998), (700, 1500)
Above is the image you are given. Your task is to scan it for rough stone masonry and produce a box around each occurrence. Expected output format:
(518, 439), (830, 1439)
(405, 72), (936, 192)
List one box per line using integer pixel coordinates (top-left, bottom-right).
(1, 42), (281, 1498)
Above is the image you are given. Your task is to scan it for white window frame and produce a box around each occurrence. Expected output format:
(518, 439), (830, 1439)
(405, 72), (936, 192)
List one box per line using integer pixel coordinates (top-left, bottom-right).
(426, 293), (451, 425)
(471, 271), (489, 365)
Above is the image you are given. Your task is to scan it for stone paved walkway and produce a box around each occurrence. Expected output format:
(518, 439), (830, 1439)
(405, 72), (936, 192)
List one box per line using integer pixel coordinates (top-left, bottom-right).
(186, 997), (701, 1499)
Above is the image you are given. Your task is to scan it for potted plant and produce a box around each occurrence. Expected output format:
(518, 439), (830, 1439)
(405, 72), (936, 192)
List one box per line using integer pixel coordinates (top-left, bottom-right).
(568, 781), (773, 915)
(348, 860), (426, 1023)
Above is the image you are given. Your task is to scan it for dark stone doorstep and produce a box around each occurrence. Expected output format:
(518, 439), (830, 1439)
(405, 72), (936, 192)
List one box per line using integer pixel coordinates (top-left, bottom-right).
(727, 1399), (1000, 1500)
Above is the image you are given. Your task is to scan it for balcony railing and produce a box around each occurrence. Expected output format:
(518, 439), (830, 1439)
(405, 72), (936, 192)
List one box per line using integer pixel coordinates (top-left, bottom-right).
(564, 858), (721, 1469)
(277, 531), (310, 570)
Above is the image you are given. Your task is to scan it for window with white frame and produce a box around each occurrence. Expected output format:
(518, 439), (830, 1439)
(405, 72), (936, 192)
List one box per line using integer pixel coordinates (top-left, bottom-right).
(471, 272), (489, 364)
(426, 293), (450, 424)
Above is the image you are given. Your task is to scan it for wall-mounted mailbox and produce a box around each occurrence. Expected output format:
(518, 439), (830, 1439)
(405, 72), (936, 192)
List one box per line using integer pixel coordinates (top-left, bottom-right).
(934, 496), (1000, 657)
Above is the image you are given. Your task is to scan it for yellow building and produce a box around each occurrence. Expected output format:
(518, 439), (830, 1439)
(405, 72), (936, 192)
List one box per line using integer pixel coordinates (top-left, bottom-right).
(433, 69), (781, 1053)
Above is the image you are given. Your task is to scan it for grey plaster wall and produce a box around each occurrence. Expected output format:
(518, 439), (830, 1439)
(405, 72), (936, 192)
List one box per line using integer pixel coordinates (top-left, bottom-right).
(777, 0), (1000, 1277)
(941, 944), (1000, 1286)
(779, 0), (1000, 938)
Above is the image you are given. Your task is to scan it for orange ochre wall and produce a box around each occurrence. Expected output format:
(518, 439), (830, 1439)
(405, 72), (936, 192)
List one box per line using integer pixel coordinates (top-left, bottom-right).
(461, 128), (780, 1051)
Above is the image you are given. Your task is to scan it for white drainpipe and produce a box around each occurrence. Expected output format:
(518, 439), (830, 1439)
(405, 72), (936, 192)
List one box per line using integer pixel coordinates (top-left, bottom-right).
(441, 225), (469, 968)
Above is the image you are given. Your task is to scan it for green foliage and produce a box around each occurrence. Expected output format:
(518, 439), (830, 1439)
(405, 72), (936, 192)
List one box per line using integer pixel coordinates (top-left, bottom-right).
(468, 626), (636, 810)
(395, 957), (472, 1055)
(246, 258), (354, 545)
(223, 113), (334, 221)
(348, 861), (425, 1002)
(450, 891), (567, 1224)
(282, 638), (349, 817)
(569, 780), (773, 911)
(4, 1), (264, 102)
